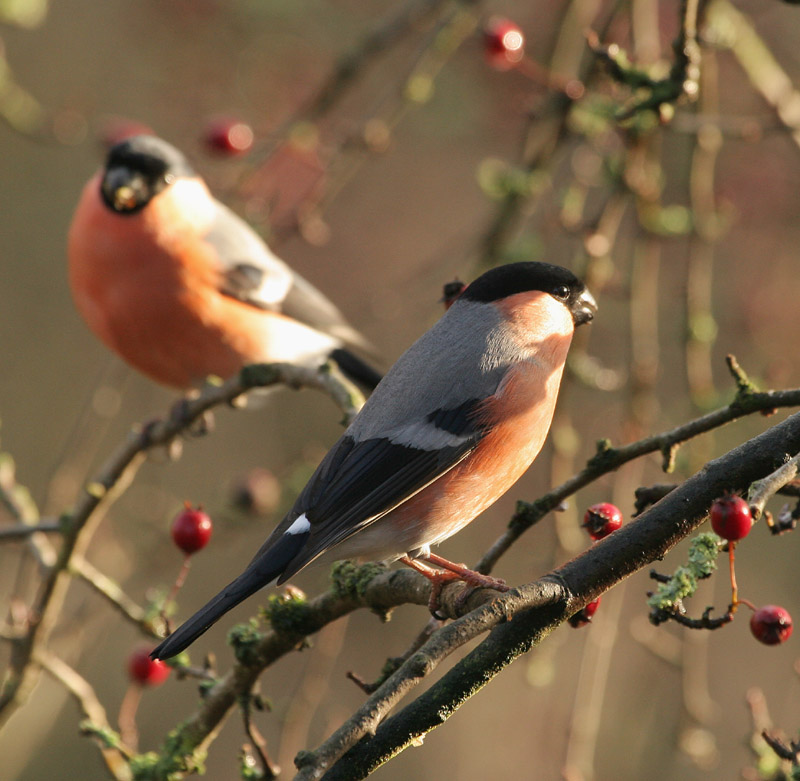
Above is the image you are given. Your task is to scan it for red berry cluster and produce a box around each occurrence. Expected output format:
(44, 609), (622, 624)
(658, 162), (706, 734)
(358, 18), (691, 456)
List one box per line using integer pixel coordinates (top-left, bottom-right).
(708, 495), (792, 646)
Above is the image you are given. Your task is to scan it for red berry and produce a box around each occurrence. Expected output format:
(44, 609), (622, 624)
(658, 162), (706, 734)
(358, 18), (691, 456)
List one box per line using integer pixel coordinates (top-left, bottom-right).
(582, 503), (623, 541)
(750, 605), (793, 645)
(171, 503), (213, 555)
(568, 597), (601, 628)
(203, 118), (254, 156)
(127, 647), (170, 686)
(483, 18), (525, 71)
(709, 495), (752, 541)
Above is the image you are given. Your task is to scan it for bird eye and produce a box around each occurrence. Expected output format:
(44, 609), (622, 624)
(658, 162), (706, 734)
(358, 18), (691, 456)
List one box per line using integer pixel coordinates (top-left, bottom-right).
(552, 284), (570, 300)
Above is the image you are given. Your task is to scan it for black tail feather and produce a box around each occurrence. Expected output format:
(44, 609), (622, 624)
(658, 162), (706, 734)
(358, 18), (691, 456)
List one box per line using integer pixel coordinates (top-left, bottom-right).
(329, 348), (382, 391)
(151, 529), (309, 660)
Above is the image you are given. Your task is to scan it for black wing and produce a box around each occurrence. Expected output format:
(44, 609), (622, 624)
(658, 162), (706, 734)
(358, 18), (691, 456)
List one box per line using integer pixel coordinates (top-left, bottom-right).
(277, 398), (489, 579)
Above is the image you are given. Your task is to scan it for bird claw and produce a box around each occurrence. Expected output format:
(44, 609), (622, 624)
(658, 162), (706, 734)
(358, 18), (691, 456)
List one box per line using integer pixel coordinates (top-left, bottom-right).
(426, 570), (466, 616)
(400, 554), (508, 617)
(452, 580), (502, 611)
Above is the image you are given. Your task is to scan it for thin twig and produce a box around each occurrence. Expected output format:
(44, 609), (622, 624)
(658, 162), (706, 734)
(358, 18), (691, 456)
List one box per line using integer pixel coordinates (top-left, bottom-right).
(652, 604), (735, 630)
(278, 618), (349, 770)
(480, 0), (620, 266)
(117, 683), (142, 753)
(0, 520), (61, 540)
(36, 648), (133, 780)
(748, 452), (800, 521)
(347, 616), (440, 695)
(707, 0), (800, 155)
(0, 362), (364, 728)
(70, 556), (160, 636)
(761, 730), (800, 766)
(476, 381), (800, 574)
(242, 691), (280, 779)
(590, 0), (703, 120)
(0, 450), (55, 570)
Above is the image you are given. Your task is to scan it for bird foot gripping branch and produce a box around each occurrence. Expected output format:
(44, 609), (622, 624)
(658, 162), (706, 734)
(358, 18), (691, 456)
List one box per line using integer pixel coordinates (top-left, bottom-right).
(399, 552), (509, 615)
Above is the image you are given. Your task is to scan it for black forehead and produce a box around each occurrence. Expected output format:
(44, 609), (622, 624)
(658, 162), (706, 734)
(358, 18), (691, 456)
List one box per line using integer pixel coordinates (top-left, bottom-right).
(460, 262), (583, 303)
(105, 135), (195, 178)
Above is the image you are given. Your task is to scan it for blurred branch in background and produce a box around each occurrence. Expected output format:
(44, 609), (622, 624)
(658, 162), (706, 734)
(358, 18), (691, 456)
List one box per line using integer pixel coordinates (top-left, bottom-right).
(0, 45), (48, 138)
(240, 0), (487, 247)
(0, 0), (85, 143)
(0, 362), (364, 729)
(708, 0), (800, 154)
(36, 648), (134, 781)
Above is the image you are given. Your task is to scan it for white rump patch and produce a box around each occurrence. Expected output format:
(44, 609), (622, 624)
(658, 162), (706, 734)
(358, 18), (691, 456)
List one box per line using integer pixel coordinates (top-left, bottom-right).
(286, 513), (311, 535)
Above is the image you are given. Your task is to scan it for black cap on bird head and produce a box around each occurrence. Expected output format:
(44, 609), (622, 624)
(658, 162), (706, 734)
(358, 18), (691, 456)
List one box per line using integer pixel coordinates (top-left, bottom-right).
(460, 262), (597, 326)
(100, 135), (195, 215)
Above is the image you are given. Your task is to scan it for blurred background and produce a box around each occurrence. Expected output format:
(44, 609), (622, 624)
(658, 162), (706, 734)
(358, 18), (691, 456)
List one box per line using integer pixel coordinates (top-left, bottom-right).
(2, 0), (800, 778)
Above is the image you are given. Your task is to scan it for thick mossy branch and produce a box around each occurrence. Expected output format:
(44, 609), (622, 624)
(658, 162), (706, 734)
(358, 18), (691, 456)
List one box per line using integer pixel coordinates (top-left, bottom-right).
(306, 410), (800, 779)
(331, 560), (389, 600)
(647, 531), (721, 613)
(129, 722), (208, 781)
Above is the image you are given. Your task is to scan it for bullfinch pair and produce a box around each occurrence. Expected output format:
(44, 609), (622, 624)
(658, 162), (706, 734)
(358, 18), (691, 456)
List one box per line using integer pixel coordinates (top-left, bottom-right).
(152, 261), (597, 659)
(68, 134), (381, 390)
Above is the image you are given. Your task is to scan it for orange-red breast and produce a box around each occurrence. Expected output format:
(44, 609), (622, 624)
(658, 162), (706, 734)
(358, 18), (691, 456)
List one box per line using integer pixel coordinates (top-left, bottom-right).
(68, 135), (381, 390)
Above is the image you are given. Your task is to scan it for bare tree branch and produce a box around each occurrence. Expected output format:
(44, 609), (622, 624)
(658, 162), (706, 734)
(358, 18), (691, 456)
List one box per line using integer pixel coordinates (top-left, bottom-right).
(748, 452), (800, 521)
(36, 649), (133, 780)
(0, 361), (364, 728)
(313, 409), (800, 778)
(0, 520), (61, 540)
(476, 380), (800, 575)
(69, 556), (161, 637)
(153, 391), (800, 778)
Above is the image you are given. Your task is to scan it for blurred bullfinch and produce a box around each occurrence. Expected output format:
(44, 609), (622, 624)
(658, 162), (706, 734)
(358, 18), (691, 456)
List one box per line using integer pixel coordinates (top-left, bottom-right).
(152, 261), (596, 659)
(67, 134), (381, 390)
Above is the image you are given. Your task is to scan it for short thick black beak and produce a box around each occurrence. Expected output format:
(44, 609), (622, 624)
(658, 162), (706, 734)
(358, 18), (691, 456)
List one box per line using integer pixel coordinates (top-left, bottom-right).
(100, 166), (151, 214)
(573, 288), (597, 326)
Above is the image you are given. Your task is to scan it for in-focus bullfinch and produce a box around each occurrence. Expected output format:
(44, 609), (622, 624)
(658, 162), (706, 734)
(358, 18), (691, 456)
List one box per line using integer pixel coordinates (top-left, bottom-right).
(152, 261), (596, 659)
(68, 135), (381, 390)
